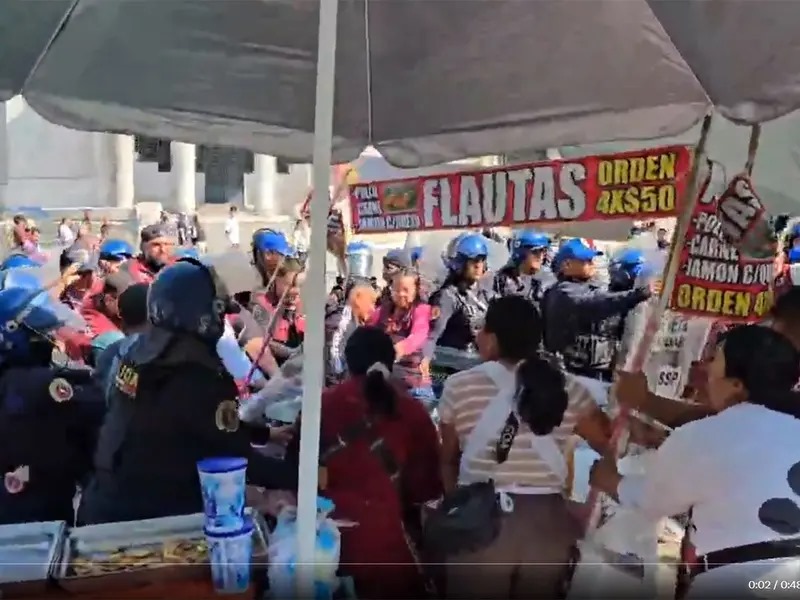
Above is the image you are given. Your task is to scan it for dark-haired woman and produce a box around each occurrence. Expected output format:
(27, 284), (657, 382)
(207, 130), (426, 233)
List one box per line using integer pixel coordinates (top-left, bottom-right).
(440, 295), (612, 598)
(591, 325), (800, 599)
(314, 326), (442, 598)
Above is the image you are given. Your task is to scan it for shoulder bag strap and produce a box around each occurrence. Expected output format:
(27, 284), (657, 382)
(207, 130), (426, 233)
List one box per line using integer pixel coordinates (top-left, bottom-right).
(458, 362), (517, 484)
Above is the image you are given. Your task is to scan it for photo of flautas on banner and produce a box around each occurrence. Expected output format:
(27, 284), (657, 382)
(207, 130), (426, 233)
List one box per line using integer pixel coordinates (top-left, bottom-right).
(349, 146), (692, 233)
(669, 161), (775, 323)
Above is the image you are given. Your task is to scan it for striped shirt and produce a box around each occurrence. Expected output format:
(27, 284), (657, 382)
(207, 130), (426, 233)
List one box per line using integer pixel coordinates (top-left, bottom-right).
(439, 367), (596, 489)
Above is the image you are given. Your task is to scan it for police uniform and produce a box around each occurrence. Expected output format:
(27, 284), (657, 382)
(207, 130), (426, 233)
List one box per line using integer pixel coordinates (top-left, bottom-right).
(493, 265), (556, 310)
(542, 278), (650, 381)
(0, 366), (105, 525)
(79, 261), (298, 524)
(427, 281), (495, 353)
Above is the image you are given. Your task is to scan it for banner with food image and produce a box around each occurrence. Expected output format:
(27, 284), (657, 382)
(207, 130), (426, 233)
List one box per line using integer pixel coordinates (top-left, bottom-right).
(669, 161), (774, 323)
(349, 145), (692, 233)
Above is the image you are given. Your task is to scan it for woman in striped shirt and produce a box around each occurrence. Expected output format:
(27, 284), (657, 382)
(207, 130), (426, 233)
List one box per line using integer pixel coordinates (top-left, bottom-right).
(439, 295), (612, 599)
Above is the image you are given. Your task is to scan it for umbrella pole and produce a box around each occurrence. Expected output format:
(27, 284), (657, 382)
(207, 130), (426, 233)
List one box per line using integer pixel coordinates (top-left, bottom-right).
(576, 114), (714, 595)
(295, 0), (340, 597)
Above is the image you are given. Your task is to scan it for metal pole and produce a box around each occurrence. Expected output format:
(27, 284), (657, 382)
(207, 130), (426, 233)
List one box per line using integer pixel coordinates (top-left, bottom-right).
(295, 0), (339, 597)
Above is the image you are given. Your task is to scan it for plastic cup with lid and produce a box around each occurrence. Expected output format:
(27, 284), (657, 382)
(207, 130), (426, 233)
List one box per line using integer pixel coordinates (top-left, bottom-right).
(197, 457), (248, 532)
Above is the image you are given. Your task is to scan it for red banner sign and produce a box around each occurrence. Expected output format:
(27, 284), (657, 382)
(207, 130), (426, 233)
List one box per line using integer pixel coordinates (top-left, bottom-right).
(670, 164), (774, 323)
(349, 146), (692, 234)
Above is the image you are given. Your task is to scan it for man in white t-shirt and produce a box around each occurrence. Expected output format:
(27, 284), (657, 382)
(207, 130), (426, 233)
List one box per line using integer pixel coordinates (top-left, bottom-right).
(58, 218), (75, 247)
(224, 206), (240, 249)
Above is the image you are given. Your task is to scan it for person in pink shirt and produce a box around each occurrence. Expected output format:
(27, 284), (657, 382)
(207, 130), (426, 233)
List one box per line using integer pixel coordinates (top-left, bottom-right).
(370, 269), (435, 407)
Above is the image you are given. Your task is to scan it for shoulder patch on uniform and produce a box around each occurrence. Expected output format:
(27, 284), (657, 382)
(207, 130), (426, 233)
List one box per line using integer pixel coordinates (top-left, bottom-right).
(115, 363), (139, 398)
(49, 378), (74, 403)
(215, 400), (240, 433)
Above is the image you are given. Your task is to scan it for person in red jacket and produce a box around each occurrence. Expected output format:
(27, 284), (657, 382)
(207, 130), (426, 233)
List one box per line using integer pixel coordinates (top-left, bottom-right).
(60, 272), (135, 362)
(249, 258), (306, 366)
(289, 326), (442, 599)
(123, 224), (175, 284)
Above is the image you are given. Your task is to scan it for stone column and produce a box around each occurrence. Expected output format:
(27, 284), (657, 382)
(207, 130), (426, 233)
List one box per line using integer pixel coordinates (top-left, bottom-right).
(251, 154), (277, 216)
(171, 141), (196, 213)
(111, 134), (135, 209)
(0, 102), (7, 209)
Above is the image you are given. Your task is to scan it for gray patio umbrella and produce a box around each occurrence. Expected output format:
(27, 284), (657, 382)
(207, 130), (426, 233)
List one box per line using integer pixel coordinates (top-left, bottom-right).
(2, 0), (714, 166)
(7, 1), (800, 166)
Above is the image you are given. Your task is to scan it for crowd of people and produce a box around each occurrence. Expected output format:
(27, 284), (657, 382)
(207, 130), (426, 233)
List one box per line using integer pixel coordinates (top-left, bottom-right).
(0, 210), (798, 598)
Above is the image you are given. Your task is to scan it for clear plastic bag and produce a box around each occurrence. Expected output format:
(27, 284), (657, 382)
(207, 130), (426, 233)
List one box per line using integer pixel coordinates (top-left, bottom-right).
(267, 497), (342, 600)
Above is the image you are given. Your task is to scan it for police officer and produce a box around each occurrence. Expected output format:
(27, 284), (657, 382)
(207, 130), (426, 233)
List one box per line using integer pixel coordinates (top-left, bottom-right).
(252, 229), (295, 285)
(0, 286), (106, 524)
(79, 260), (297, 524)
(543, 239), (655, 382)
(608, 248), (649, 293)
(425, 233), (495, 355)
(98, 238), (135, 275)
(493, 229), (556, 311)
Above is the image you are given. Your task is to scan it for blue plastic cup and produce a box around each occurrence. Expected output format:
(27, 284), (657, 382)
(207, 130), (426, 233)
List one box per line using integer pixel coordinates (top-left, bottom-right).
(204, 519), (254, 595)
(197, 457), (248, 532)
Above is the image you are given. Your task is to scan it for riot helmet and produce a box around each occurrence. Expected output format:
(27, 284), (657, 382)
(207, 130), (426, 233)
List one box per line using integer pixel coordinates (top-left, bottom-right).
(147, 259), (237, 344)
(608, 248), (649, 291)
(99, 238), (135, 275)
(251, 228), (295, 284)
(99, 239), (135, 261)
(0, 286), (85, 366)
(450, 233), (488, 280)
(510, 230), (551, 269)
(1, 253), (40, 271)
(345, 241), (373, 279)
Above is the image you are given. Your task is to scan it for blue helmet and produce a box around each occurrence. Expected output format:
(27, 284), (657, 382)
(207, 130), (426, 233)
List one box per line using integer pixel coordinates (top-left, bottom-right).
(609, 248), (650, 291)
(445, 233), (488, 272)
(99, 238), (135, 261)
(0, 268), (44, 292)
(252, 229), (294, 256)
(511, 230), (551, 262)
(410, 246), (423, 264)
(173, 246), (200, 260)
(1, 254), (40, 271)
(455, 233), (488, 257)
(0, 287), (77, 364)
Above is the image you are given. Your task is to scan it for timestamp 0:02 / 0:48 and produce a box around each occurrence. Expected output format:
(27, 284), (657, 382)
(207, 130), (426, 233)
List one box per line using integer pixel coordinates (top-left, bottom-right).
(748, 580), (800, 591)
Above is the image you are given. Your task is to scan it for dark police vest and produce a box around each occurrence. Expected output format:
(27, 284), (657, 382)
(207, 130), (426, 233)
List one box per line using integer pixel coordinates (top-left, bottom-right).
(493, 266), (556, 312)
(0, 366), (103, 524)
(434, 283), (492, 352)
(542, 280), (623, 378)
(87, 334), (234, 524)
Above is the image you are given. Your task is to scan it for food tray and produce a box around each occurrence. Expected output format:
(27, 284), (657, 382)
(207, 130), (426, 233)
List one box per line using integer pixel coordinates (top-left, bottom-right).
(56, 510), (269, 593)
(0, 520), (66, 596)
